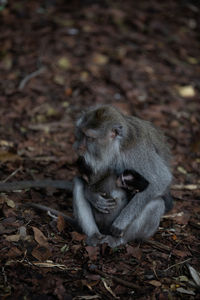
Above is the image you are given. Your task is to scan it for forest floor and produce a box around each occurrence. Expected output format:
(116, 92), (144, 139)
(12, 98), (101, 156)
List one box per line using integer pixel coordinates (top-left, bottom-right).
(0, 1), (200, 299)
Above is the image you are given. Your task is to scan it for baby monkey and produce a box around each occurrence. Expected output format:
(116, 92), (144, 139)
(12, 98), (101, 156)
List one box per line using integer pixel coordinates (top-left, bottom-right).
(26, 168), (148, 246)
(84, 169), (149, 246)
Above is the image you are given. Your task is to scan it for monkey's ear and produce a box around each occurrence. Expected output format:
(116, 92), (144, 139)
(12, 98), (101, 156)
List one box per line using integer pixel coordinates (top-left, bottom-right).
(111, 124), (123, 138)
(83, 128), (98, 138)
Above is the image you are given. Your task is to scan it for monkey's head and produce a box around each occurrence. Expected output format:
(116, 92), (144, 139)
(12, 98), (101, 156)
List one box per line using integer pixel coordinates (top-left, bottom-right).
(74, 105), (126, 172)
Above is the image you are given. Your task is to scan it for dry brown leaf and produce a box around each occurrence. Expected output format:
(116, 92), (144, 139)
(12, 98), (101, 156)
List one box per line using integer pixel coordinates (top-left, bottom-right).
(176, 85), (195, 98)
(71, 231), (85, 242)
(31, 245), (52, 261)
(32, 226), (49, 247)
(57, 215), (65, 232)
(0, 151), (21, 162)
(33, 261), (67, 269)
(6, 199), (15, 208)
(57, 57), (71, 69)
(6, 246), (22, 258)
(85, 246), (99, 261)
(148, 280), (162, 287)
(5, 234), (20, 242)
(126, 245), (142, 260)
(92, 53), (109, 65)
(173, 249), (191, 258)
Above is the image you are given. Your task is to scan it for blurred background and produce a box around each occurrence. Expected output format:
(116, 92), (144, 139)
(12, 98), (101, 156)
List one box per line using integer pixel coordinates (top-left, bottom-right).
(0, 1), (200, 298)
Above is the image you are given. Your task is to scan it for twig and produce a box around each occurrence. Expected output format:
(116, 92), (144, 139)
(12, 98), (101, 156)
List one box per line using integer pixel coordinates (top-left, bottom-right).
(145, 240), (171, 252)
(18, 66), (46, 90)
(164, 258), (191, 272)
(171, 184), (200, 190)
(89, 266), (139, 289)
(189, 221), (200, 230)
(3, 167), (22, 183)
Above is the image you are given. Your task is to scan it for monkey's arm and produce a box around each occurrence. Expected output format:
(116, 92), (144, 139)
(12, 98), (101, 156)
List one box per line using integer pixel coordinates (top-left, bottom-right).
(0, 180), (73, 192)
(73, 177), (103, 238)
(111, 156), (172, 237)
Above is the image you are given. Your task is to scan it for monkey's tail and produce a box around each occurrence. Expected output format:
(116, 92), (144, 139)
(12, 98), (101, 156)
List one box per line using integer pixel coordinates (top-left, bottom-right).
(0, 180), (73, 192)
(23, 203), (81, 232)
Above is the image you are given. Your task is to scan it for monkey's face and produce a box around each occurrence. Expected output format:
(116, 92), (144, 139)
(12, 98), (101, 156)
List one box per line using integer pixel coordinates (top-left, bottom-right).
(74, 125), (112, 159)
(74, 106), (124, 171)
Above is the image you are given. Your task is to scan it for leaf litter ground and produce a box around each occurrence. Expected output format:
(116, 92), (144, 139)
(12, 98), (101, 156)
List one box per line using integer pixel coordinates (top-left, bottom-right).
(0, 1), (200, 299)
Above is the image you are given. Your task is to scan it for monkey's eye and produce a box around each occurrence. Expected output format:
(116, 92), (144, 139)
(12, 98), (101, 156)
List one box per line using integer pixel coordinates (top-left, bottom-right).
(86, 136), (94, 142)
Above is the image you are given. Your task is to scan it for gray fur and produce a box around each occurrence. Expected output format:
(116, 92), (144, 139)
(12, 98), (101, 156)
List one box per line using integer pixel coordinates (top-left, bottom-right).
(73, 105), (173, 247)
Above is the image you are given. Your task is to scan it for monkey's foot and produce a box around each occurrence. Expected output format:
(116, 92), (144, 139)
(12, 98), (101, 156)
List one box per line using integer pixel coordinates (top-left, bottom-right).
(110, 224), (124, 237)
(99, 235), (124, 248)
(86, 233), (106, 246)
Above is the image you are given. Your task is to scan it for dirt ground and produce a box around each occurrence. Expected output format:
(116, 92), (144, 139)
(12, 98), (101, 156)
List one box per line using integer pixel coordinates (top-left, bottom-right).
(0, 0), (200, 299)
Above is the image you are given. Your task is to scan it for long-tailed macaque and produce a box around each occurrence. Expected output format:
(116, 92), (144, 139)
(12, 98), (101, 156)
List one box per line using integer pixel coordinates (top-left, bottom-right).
(73, 105), (173, 247)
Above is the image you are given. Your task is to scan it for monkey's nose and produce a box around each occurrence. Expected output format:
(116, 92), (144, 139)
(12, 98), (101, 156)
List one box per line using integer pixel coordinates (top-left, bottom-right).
(77, 144), (86, 155)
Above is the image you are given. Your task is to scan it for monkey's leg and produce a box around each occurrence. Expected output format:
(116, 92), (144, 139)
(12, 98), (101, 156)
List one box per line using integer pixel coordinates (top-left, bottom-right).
(163, 189), (173, 213)
(124, 198), (165, 240)
(100, 198), (165, 248)
(73, 177), (101, 238)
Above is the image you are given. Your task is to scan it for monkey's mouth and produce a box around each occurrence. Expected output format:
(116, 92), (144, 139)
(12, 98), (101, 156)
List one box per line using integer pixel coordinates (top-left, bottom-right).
(77, 149), (86, 156)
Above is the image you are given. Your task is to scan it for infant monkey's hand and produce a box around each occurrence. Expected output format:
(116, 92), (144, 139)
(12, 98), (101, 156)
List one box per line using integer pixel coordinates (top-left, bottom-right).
(117, 170), (149, 193)
(85, 187), (117, 213)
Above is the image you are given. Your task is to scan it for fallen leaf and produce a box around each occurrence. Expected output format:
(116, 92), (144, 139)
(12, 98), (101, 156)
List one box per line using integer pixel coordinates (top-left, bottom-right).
(187, 264), (200, 286)
(57, 215), (65, 232)
(102, 278), (119, 299)
(85, 246), (99, 261)
(32, 245), (52, 261)
(0, 151), (21, 162)
(5, 234), (20, 242)
(148, 280), (162, 287)
(92, 53), (109, 65)
(57, 57), (71, 69)
(53, 74), (65, 85)
(177, 166), (187, 174)
(32, 226), (49, 247)
(33, 261), (68, 270)
(176, 287), (195, 295)
(176, 85), (195, 98)
(71, 231), (85, 242)
(187, 57), (198, 64)
(6, 246), (22, 258)
(126, 245), (142, 260)
(6, 199), (15, 208)
(172, 249), (191, 258)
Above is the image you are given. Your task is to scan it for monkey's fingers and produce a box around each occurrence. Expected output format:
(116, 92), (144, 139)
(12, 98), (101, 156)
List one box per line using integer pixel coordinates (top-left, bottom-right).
(96, 207), (110, 214)
(98, 196), (116, 206)
(96, 200), (116, 212)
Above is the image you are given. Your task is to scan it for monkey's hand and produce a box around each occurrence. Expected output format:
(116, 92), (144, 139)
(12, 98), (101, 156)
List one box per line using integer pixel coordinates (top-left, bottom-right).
(85, 188), (117, 214)
(86, 233), (106, 246)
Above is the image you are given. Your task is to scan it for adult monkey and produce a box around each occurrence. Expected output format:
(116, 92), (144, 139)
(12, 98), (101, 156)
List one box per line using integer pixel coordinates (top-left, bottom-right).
(73, 105), (173, 247)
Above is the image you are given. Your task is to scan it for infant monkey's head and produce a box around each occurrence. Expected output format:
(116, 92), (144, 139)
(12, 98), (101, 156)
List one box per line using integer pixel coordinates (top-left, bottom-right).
(117, 170), (149, 194)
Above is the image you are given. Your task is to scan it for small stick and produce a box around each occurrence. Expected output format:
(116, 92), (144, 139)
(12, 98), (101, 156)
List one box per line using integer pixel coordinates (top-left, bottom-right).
(171, 184), (200, 190)
(145, 240), (171, 252)
(3, 167), (22, 183)
(89, 266), (139, 289)
(164, 258), (191, 272)
(18, 66), (46, 90)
